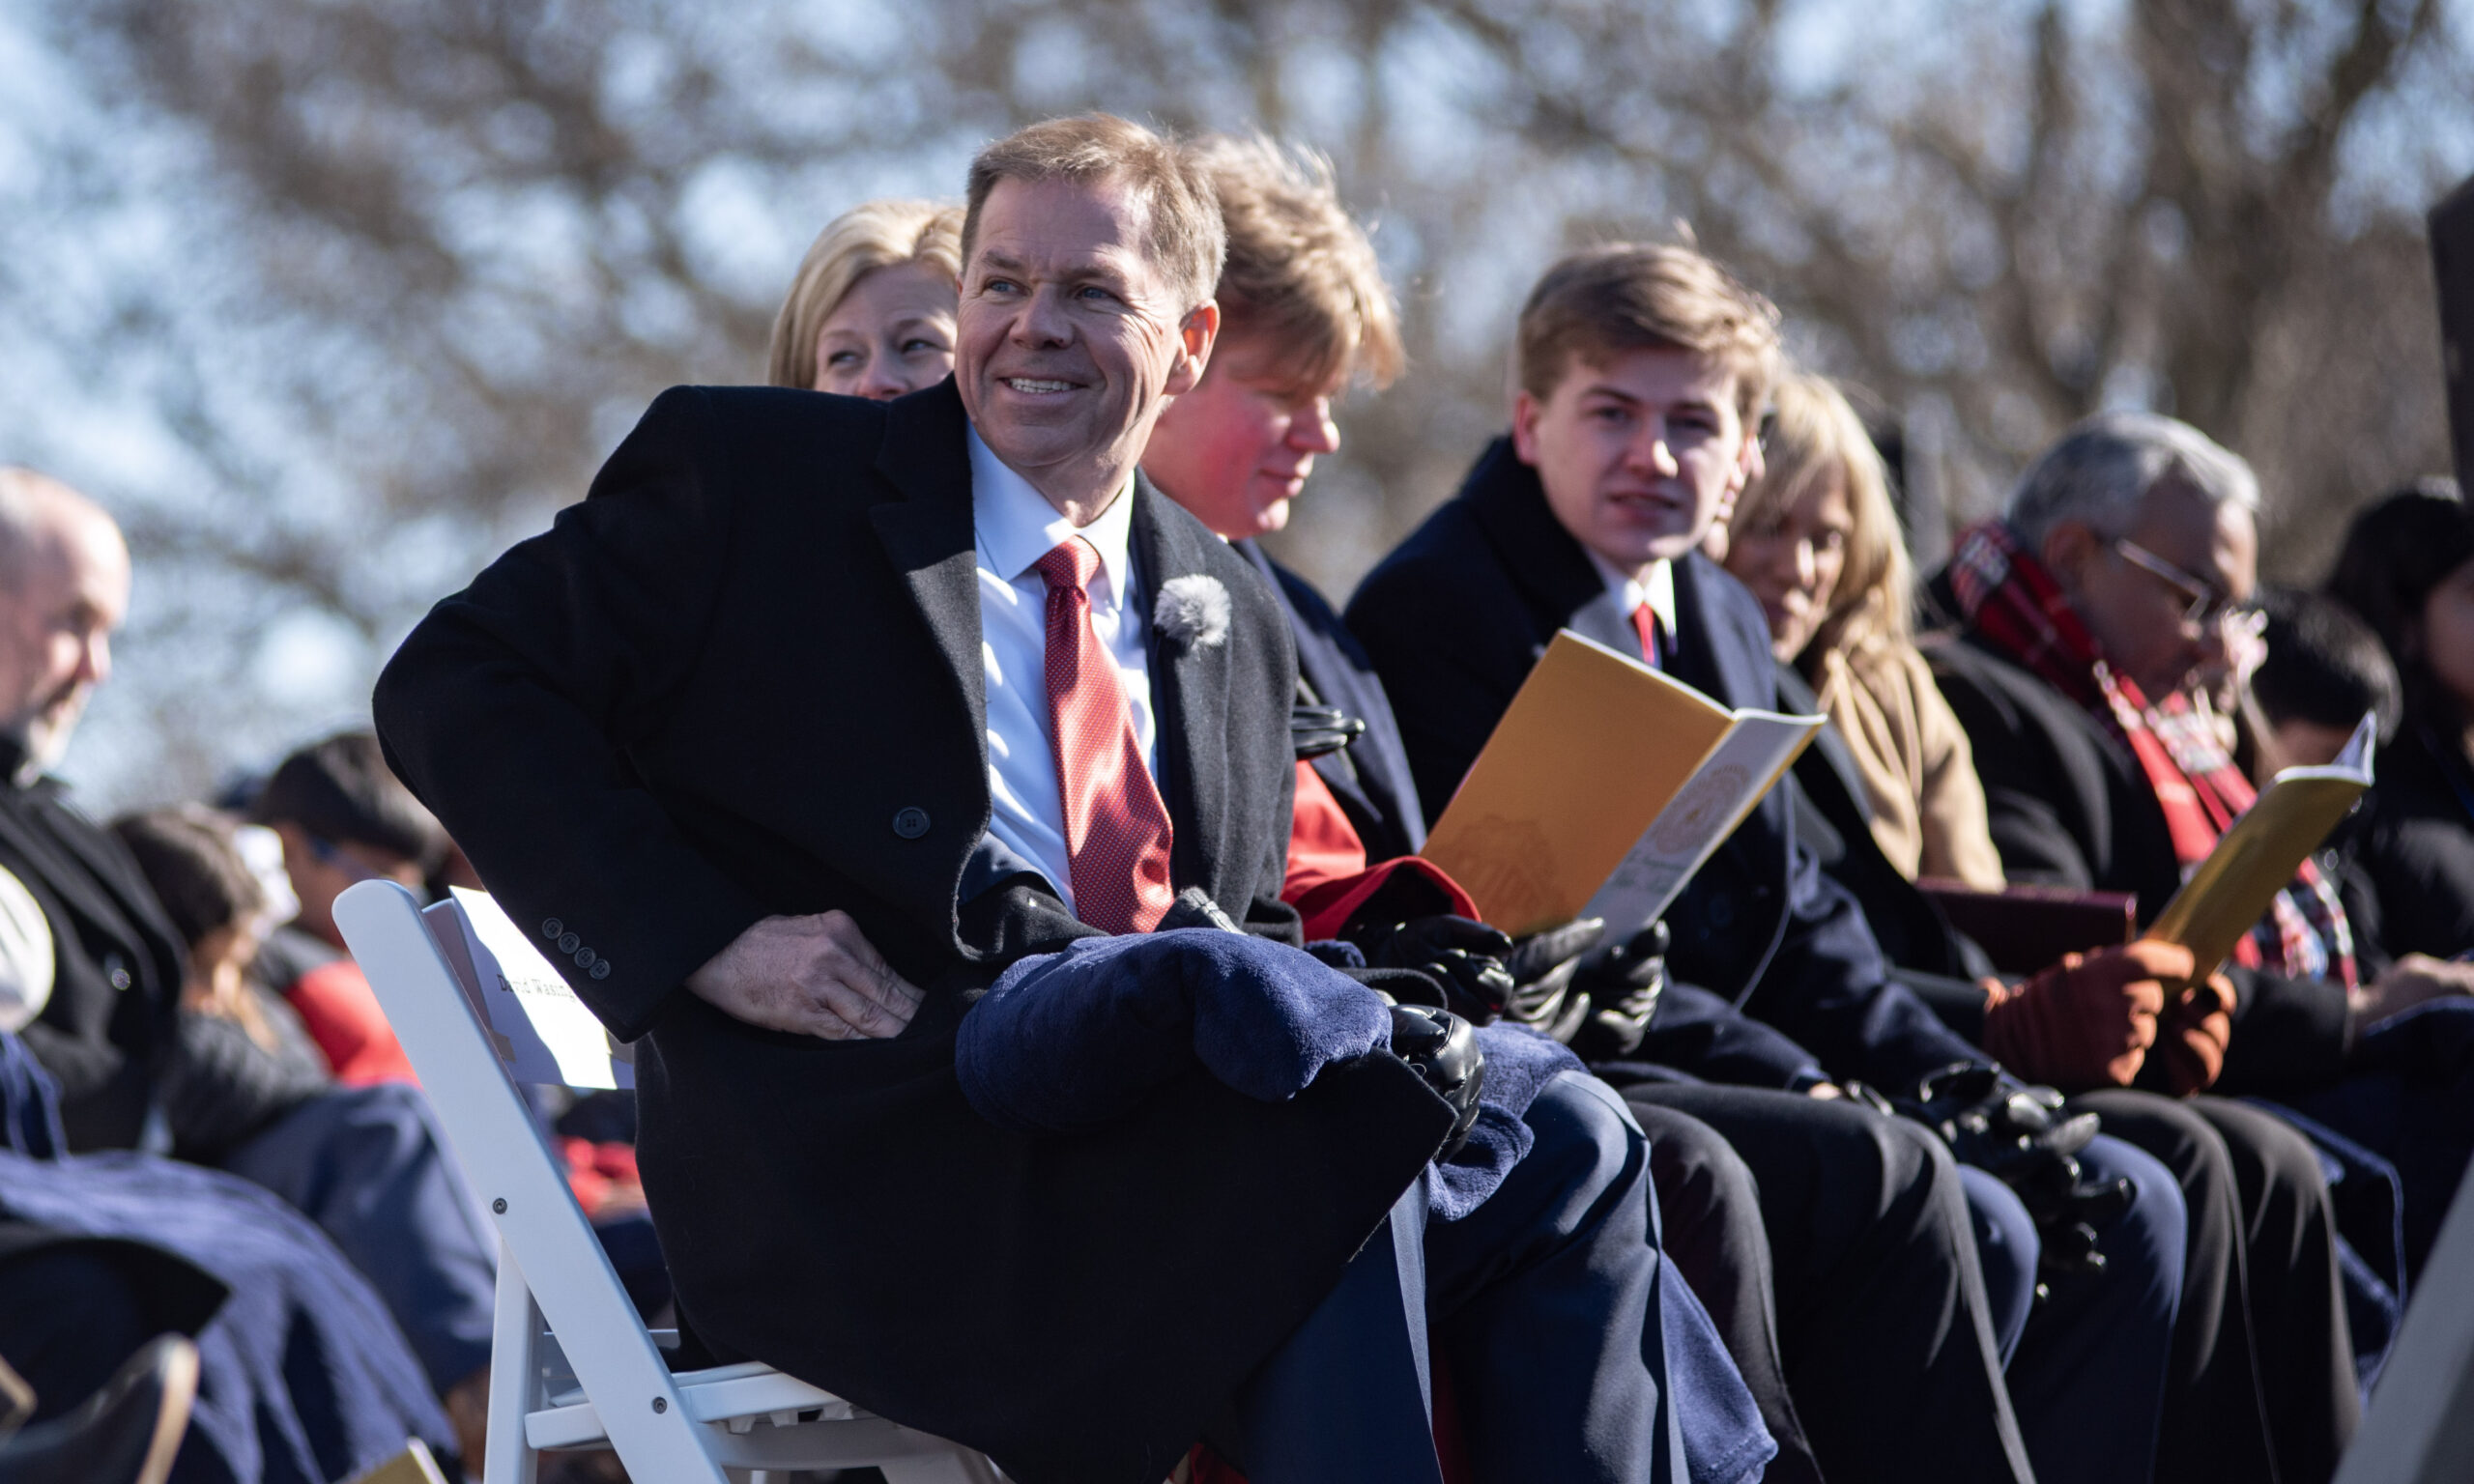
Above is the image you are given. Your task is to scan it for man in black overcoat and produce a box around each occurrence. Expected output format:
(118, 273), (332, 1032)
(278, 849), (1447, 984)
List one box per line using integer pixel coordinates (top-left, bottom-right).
(376, 117), (1702, 1484)
(1922, 412), (2400, 1481)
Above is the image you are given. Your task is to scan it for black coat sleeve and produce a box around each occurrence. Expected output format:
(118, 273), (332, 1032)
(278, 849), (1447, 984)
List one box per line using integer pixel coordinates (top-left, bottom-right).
(2214, 965), (2354, 1096)
(1343, 547), (1532, 825)
(1930, 655), (2103, 891)
(1738, 832), (1993, 1091)
(374, 387), (774, 1042)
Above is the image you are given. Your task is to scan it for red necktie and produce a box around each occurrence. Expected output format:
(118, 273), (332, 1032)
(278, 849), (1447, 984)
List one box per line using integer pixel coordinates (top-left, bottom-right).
(1033, 537), (1176, 933)
(1631, 601), (1663, 670)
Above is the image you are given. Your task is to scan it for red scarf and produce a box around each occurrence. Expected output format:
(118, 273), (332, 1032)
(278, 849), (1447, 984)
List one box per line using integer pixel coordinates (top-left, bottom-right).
(1947, 521), (2355, 985)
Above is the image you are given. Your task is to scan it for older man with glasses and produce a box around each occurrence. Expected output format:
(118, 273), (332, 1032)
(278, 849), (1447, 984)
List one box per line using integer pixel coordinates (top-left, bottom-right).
(1923, 411), (2416, 1484)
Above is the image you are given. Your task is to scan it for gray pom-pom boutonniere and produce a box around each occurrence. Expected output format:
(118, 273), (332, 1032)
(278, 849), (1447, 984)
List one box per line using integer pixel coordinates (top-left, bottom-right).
(1153, 574), (1231, 651)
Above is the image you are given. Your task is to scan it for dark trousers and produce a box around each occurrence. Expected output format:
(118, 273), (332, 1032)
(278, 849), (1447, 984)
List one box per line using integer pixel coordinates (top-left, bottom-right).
(2001, 1132), (2185, 1484)
(1233, 1073), (1770, 1484)
(1957, 1165), (2037, 1363)
(219, 1083), (496, 1393)
(1628, 1100), (1824, 1484)
(2074, 1091), (2359, 1484)
(1625, 1082), (2033, 1484)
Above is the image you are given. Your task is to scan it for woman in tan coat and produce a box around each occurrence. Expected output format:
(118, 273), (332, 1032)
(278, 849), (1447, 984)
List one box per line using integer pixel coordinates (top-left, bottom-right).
(1719, 371), (2005, 889)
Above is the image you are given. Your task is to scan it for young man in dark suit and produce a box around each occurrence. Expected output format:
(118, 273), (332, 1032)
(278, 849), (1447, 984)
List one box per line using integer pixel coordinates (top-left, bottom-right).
(376, 117), (1731, 1484)
(1348, 244), (2209, 1484)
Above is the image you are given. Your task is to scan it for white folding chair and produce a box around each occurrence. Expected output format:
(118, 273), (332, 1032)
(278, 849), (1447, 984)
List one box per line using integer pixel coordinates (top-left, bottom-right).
(334, 878), (1003, 1484)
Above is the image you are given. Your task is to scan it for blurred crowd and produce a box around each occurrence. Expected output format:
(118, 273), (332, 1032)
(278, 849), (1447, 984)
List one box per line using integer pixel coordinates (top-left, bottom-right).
(0, 114), (2471, 1484)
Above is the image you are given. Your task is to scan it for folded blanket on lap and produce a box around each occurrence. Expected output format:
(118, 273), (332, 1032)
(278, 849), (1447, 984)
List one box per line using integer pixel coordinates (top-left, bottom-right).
(957, 929), (1583, 1218)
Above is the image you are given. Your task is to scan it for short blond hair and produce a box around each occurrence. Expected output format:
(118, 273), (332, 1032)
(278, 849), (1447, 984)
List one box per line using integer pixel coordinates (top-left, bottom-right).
(1514, 243), (1782, 422)
(766, 199), (964, 389)
(1189, 133), (1401, 392)
(1734, 371), (1912, 657)
(963, 115), (1224, 314)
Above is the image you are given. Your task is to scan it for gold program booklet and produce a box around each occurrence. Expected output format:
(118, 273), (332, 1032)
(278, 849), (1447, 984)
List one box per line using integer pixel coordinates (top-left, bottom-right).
(2146, 712), (2377, 975)
(1422, 631), (1825, 937)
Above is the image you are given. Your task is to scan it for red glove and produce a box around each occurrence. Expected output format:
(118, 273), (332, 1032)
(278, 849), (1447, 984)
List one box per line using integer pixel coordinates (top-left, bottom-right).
(2157, 973), (2237, 1097)
(1982, 940), (2193, 1091)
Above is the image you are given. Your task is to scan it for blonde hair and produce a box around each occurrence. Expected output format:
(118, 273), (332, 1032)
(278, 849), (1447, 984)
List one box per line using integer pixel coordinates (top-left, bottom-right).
(1188, 133), (1401, 392)
(1514, 243), (1782, 422)
(1733, 371), (1913, 661)
(963, 115), (1225, 314)
(766, 199), (964, 389)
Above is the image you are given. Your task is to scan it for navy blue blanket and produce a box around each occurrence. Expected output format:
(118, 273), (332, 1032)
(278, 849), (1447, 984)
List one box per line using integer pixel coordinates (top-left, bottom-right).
(0, 1036), (453, 1483)
(957, 929), (1583, 1219)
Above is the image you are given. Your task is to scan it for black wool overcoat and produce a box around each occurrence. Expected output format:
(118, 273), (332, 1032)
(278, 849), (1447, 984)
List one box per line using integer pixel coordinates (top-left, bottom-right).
(0, 737), (187, 1152)
(1235, 540), (1429, 863)
(372, 379), (1453, 1484)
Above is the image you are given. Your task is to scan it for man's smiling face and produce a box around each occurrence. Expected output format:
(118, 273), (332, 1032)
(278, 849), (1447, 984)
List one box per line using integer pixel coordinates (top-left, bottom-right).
(956, 173), (1213, 517)
(1512, 345), (1758, 578)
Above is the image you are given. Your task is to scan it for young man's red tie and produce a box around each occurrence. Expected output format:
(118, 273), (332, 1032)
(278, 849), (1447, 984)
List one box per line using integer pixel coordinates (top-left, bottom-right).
(1631, 600), (1663, 670)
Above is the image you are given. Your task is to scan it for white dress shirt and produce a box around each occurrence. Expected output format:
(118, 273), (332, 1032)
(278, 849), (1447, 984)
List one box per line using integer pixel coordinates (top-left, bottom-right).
(969, 427), (1157, 912)
(1587, 551), (1679, 658)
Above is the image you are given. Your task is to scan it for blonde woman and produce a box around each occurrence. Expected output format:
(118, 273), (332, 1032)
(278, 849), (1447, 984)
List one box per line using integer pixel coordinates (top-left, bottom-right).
(1721, 371), (2004, 888)
(765, 198), (963, 398)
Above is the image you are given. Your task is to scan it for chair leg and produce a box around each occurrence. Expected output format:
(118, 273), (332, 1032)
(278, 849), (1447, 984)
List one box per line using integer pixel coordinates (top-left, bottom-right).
(483, 1239), (540, 1484)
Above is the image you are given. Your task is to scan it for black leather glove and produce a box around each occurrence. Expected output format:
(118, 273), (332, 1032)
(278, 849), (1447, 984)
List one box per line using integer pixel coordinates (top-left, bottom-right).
(1896, 1064), (2134, 1284)
(1567, 921), (1671, 1061)
(1496, 918), (1605, 1041)
(1350, 916), (1516, 1023)
(1290, 703), (1366, 759)
(1389, 1003), (1485, 1157)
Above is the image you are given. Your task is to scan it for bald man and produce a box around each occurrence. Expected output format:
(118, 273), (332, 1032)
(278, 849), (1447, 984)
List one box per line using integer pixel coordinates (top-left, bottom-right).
(0, 470), (156, 1147)
(0, 470), (496, 1443)
(0, 471), (126, 783)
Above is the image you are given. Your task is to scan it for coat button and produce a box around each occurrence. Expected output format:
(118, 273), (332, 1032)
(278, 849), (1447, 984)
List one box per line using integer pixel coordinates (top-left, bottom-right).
(541, 918), (563, 940)
(574, 947), (596, 969)
(558, 932), (581, 954)
(590, 961), (612, 981)
(892, 807), (931, 840)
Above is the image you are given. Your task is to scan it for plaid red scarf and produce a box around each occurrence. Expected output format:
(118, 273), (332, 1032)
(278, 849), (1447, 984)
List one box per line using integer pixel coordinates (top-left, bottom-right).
(1947, 521), (2355, 985)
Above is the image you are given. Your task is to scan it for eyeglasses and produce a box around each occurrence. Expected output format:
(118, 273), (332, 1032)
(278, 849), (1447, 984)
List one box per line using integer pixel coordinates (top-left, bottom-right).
(2112, 538), (2256, 629)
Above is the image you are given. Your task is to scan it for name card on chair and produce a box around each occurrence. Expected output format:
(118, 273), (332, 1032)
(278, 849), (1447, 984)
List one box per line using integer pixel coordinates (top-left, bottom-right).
(443, 888), (635, 1090)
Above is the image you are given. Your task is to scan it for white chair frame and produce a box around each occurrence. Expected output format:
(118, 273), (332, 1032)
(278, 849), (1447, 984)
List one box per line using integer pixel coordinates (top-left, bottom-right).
(335, 879), (1002, 1484)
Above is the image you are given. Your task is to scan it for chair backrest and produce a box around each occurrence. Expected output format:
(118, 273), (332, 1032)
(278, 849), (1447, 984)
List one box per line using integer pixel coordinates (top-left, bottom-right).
(333, 879), (728, 1483)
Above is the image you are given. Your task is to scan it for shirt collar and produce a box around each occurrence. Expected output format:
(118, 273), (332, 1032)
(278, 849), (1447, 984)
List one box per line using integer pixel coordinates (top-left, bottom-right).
(1586, 551), (1678, 642)
(968, 425), (1136, 607)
